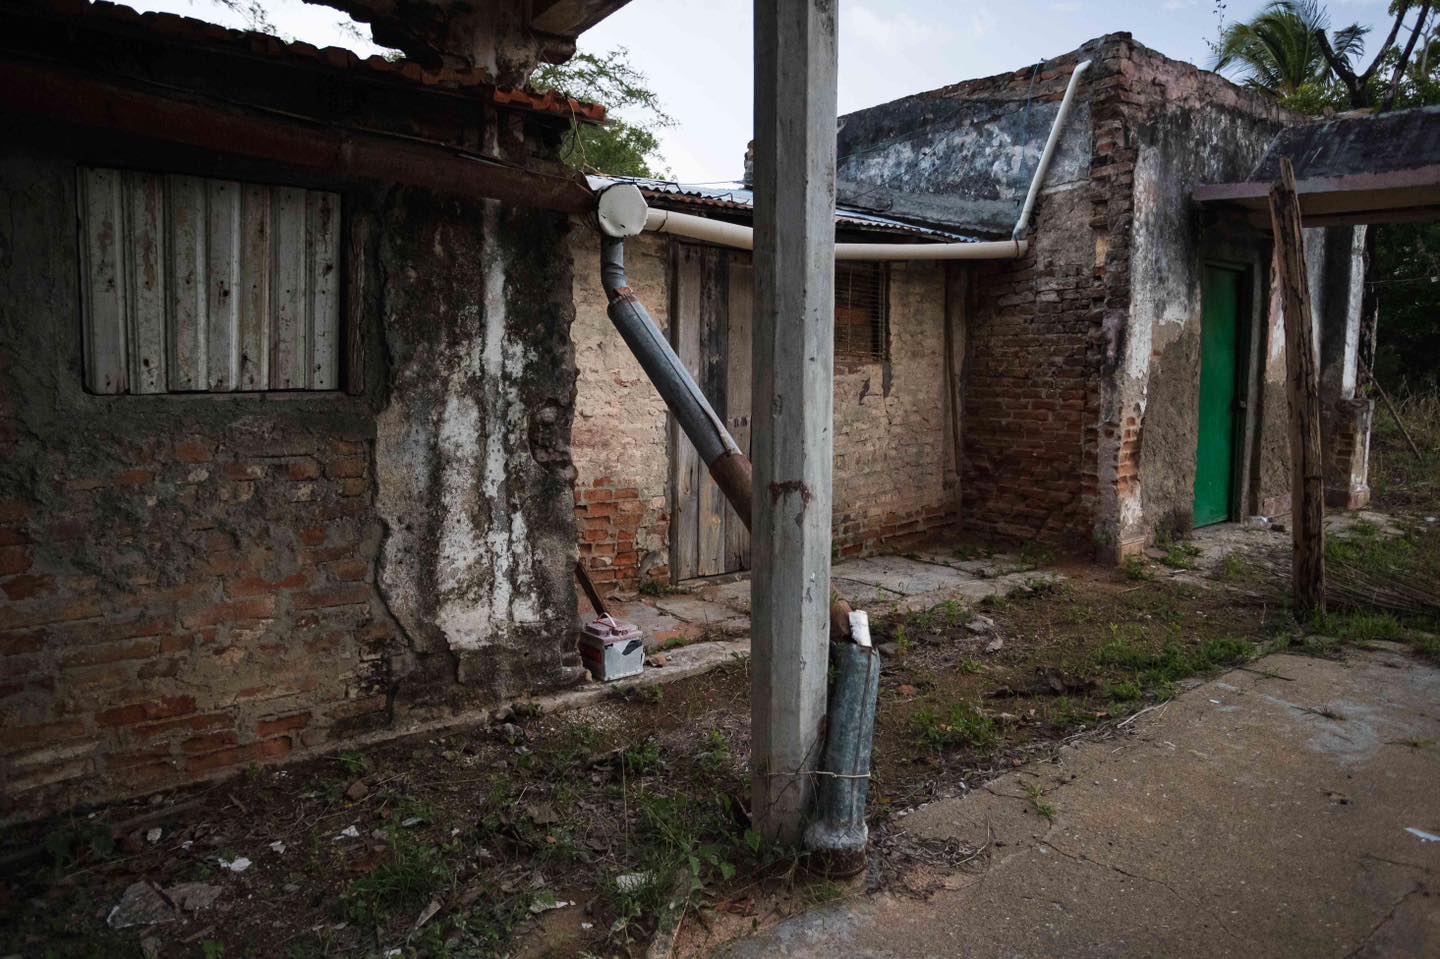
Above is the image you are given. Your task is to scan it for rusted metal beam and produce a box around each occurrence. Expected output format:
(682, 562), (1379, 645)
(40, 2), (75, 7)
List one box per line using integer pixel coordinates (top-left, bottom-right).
(0, 59), (595, 215)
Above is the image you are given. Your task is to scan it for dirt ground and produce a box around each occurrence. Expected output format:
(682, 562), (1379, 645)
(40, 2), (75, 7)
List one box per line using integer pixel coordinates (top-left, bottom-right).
(3, 406), (1437, 959)
(5, 541), (1418, 959)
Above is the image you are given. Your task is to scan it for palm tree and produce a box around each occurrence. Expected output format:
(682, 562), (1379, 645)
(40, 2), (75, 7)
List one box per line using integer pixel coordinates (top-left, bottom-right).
(1211, 0), (1367, 99)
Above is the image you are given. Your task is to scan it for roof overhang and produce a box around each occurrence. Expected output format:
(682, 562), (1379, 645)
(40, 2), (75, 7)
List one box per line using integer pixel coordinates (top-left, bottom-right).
(1194, 165), (1440, 228)
(1195, 106), (1440, 229)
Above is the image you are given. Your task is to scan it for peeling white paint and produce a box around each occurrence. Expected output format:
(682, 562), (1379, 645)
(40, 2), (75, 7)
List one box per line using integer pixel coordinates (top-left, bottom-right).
(1341, 227), (1366, 397)
(434, 201), (540, 650)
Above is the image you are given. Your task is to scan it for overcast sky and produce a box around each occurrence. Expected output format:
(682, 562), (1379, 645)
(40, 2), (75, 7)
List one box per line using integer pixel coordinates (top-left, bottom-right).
(134, 0), (1398, 182)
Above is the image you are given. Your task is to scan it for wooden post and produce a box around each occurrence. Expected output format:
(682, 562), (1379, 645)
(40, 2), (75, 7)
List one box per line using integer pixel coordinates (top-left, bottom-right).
(1268, 158), (1326, 620)
(750, 0), (838, 844)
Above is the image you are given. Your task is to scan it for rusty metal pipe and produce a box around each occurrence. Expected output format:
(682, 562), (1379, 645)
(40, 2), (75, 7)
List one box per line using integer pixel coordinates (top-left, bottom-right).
(597, 234), (846, 636)
(600, 235), (746, 489)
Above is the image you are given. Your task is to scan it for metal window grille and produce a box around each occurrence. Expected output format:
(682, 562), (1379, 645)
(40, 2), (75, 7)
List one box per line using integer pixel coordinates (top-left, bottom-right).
(834, 262), (889, 363)
(78, 167), (342, 395)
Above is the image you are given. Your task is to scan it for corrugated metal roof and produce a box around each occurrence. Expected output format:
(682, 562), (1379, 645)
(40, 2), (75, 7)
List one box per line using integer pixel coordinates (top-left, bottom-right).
(587, 176), (981, 242)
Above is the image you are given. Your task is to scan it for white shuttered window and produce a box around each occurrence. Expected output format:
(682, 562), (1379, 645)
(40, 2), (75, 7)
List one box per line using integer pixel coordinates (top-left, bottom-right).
(79, 168), (341, 394)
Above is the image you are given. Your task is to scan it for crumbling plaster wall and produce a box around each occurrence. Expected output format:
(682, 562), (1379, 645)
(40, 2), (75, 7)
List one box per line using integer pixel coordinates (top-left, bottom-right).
(0, 133), (580, 819)
(375, 189), (581, 703)
(836, 85), (1093, 237)
(1107, 43), (1294, 552)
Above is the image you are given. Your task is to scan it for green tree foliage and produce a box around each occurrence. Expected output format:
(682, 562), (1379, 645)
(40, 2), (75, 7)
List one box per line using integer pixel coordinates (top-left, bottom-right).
(1211, 0), (1366, 104)
(1368, 34), (1440, 391)
(531, 48), (674, 178)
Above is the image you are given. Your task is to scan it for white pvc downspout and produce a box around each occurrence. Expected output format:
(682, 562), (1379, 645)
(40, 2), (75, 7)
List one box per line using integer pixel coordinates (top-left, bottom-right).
(628, 58), (1092, 262)
(1013, 59), (1091, 240)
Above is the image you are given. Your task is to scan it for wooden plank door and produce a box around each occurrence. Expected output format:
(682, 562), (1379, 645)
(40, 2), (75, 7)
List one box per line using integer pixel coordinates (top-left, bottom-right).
(1194, 266), (1242, 527)
(671, 244), (753, 580)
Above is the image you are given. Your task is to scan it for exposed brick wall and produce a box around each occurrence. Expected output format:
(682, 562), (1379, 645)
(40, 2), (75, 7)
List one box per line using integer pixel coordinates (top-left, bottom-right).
(570, 231), (673, 591)
(964, 185), (1103, 549)
(832, 261), (960, 557)
(1, 48), (582, 816)
(0, 276), (401, 813)
(953, 35), (1306, 557)
(569, 233), (960, 589)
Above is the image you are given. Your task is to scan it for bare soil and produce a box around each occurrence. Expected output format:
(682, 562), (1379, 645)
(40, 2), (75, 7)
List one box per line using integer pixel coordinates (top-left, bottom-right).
(0, 559), (1301, 959)
(5, 400), (1436, 959)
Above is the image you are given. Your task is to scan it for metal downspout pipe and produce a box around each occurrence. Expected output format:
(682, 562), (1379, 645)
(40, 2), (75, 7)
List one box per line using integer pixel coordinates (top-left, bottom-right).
(599, 236), (755, 527)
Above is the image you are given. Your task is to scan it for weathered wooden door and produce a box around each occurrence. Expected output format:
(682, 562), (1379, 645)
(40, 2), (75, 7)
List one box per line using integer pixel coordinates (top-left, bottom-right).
(1194, 266), (1242, 527)
(670, 244), (753, 580)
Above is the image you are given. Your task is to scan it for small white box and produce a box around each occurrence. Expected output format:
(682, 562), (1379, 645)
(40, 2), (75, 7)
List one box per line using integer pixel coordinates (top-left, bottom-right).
(577, 617), (645, 681)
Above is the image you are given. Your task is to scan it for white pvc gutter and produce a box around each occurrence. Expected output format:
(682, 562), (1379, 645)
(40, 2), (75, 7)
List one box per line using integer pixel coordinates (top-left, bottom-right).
(605, 58), (1093, 263)
(643, 208), (1027, 260)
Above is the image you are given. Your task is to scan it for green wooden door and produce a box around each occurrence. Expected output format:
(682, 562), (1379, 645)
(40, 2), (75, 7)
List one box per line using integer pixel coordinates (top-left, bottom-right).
(1194, 267), (1241, 527)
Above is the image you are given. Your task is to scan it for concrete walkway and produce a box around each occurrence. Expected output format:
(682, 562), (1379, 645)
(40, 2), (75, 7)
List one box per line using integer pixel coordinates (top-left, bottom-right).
(717, 646), (1440, 959)
(584, 550), (1055, 650)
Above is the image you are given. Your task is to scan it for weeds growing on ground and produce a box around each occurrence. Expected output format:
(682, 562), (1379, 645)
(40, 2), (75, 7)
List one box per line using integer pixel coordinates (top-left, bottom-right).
(1123, 555), (1152, 581)
(914, 702), (1000, 751)
(1023, 782), (1056, 822)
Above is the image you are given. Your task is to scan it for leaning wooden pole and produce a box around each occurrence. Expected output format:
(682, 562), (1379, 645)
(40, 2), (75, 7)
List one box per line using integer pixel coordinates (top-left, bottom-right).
(1268, 157), (1326, 620)
(750, 0), (839, 844)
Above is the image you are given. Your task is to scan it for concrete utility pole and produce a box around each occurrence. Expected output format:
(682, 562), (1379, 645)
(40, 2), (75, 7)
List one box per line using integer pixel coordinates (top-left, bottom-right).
(749, 0), (839, 844)
(1268, 157), (1326, 620)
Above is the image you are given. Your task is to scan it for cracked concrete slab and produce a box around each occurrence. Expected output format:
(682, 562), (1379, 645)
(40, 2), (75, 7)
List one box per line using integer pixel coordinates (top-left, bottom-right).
(831, 576), (906, 606)
(829, 555), (971, 596)
(717, 646), (1440, 959)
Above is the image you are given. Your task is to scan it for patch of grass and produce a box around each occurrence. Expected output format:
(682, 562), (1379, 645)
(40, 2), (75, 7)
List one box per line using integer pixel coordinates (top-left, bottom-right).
(345, 829), (456, 923)
(894, 624), (912, 657)
(1313, 611), (1406, 644)
(933, 599), (970, 628)
(1122, 555), (1152, 581)
(1092, 633), (1254, 699)
(1018, 542), (1056, 569)
(612, 683), (665, 706)
(1045, 695), (1088, 730)
(1369, 388), (1440, 510)
(1215, 551), (1248, 582)
(639, 579), (684, 597)
(1410, 633), (1440, 665)
(1022, 782), (1056, 822)
(337, 750), (367, 777)
(1159, 539), (1202, 571)
(622, 739), (663, 775)
(698, 729), (732, 776)
(913, 702), (1000, 751)
(1107, 678), (1144, 703)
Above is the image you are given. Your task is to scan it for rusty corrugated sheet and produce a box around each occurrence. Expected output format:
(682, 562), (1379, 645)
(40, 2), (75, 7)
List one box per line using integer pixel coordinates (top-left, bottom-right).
(79, 167), (341, 394)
